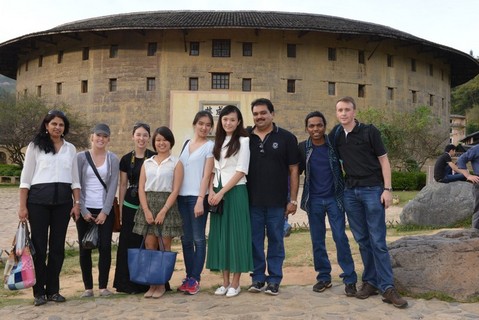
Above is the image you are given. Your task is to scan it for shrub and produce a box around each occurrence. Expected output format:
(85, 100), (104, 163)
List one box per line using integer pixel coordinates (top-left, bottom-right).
(392, 171), (426, 191)
(0, 164), (21, 177)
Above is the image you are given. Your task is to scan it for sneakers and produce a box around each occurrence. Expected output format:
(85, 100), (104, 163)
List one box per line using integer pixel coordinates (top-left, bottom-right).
(100, 289), (113, 297)
(355, 282), (379, 299)
(80, 289), (94, 298)
(264, 283), (279, 296)
(214, 285), (230, 296)
(34, 295), (47, 306)
(177, 277), (189, 292)
(345, 283), (357, 297)
(313, 281), (332, 292)
(248, 281), (265, 293)
(184, 278), (200, 295)
(226, 286), (241, 297)
(382, 287), (408, 309)
(47, 293), (66, 303)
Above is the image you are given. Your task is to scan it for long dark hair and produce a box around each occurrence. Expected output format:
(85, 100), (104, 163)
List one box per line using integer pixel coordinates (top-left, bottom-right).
(32, 110), (70, 154)
(213, 105), (248, 160)
(193, 110), (214, 128)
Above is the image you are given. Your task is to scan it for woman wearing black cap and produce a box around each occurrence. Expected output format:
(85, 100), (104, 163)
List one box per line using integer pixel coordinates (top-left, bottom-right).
(76, 123), (119, 298)
(113, 122), (155, 294)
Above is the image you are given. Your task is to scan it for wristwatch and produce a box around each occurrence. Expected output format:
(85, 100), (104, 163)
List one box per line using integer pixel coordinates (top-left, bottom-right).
(290, 200), (298, 206)
(383, 187), (393, 192)
(74, 200), (81, 205)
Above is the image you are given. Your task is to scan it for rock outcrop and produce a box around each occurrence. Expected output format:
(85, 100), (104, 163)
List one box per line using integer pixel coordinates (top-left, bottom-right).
(389, 229), (479, 301)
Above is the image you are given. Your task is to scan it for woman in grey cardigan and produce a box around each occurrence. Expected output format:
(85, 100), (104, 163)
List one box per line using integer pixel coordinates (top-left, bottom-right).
(76, 123), (119, 298)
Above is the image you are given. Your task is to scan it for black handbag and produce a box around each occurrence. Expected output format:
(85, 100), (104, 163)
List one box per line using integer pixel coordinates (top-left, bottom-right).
(208, 200), (224, 215)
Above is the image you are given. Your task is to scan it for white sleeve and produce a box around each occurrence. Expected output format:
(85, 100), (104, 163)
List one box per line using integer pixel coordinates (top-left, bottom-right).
(19, 143), (36, 189)
(236, 137), (250, 174)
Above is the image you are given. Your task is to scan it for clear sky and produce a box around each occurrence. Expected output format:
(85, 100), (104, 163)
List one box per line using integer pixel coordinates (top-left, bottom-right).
(1, 0), (478, 56)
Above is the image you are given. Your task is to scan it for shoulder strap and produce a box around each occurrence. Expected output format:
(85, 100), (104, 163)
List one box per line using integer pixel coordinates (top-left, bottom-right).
(85, 151), (107, 190)
(180, 139), (190, 156)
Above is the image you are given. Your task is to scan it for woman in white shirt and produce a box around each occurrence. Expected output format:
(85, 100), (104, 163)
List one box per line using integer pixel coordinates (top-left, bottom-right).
(177, 111), (214, 295)
(18, 110), (81, 306)
(76, 124), (119, 298)
(133, 126), (184, 299)
(206, 105), (253, 298)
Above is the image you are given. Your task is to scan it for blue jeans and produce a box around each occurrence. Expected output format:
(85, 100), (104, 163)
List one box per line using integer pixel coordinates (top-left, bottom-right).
(177, 196), (208, 281)
(343, 186), (394, 293)
(439, 173), (466, 183)
(250, 206), (285, 284)
(308, 196), (357, 284)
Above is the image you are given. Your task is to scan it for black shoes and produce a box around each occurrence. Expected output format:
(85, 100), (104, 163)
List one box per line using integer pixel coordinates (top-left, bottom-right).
(345, 283), (357, 297)
(382, 287), (408, 309)
(313, 281), (332, 292)
(355, 282), (379, 299)
(248, 281), (265, 293)
(47, 293), (66, 303)
(264, 283), (279, 295)
(34, 295), (47, 306)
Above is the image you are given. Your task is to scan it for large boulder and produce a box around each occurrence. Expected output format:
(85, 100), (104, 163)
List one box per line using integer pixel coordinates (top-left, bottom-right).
(400, 181), (473, 227)
(389, 229), (479, 301)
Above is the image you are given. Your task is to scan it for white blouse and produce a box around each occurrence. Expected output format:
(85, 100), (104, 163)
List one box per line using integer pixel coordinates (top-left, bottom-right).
(20, 141), (80, 189)
(213, 136), (249, 188)
(143, 155), (179, 192)
(179, 140), (214, 196)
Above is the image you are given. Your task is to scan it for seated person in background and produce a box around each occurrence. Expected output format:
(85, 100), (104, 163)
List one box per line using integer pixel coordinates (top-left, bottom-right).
(433, 144), (466, 183)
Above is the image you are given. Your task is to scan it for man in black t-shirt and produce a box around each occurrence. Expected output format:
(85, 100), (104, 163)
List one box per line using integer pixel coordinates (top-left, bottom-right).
(433, 144), (466, 183)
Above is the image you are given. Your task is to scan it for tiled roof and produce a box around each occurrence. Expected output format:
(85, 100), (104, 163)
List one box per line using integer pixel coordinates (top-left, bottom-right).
(0, 10), (478, 85)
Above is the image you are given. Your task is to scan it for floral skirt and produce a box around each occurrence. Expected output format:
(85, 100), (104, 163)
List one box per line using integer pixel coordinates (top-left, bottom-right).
(132, 191), (183, 238)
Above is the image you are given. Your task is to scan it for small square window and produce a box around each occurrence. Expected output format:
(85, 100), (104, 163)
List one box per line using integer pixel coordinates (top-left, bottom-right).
(82, 47), (89, 60)
(387, 54), (393, 67)
(328, 82), (336, 96)
(243, 42), (252, 56)
(110, 45), (118, 58)
(58, 51), (64, 64)
(412, 90), (417, 103)
(387, 87), (394, 100)
(190, 42), (199, 56)
(146, 77), (156, 91)
(36, 85), (41, 97)
(147, 43), (157, 56)
(189, 77), (198, 91)
(287, 44), (296, 58)
(25, 60), (29, 71)
(358, 50), (365, 64)
(328, 48), (336, 61)
(287, 79), (296, 93)
(242, 78), (252, 92)
(411, 59), (416, 72)
(109, 78), (117, 92)
(81, 80), (88, 93)
(38, 55), (43, 67)
(212, 40), (231, 57)
(358, 84), (365, 98)
(211, 73), (229, 89)
(429, 64), (434, 76)
(429, 94), (434, 106)
(56, 82), (62, 95)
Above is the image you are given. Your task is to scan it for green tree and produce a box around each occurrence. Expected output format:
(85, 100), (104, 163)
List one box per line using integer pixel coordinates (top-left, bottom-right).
(451, 75), (479, 115)
(0, 93), (91, 167)
(358, 105), (446, 171)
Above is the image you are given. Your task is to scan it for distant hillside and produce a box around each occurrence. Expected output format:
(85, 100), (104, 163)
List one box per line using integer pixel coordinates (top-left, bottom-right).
(0, 74), (15, 93)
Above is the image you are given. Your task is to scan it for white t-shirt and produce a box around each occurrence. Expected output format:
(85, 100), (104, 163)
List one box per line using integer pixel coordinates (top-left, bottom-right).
(143, 155), (179, 192)
(84, 161), (107, 209)
(179, 140), (214, 196)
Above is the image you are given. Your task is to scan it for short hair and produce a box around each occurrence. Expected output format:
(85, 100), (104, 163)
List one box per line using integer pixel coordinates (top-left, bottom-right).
(336, 96), (357, 109)
(444, 144), (456, 152)
(251, 98), (274, 113)
(152, 126), (175, 151)
(305, 111), (327, 128)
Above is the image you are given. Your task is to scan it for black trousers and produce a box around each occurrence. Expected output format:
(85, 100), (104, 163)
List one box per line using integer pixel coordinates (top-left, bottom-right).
(28, 202), (71, 297)
(76, 208), (114, 289)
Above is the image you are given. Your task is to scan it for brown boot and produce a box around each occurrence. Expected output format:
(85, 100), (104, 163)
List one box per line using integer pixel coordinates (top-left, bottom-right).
(355, 282), (378, 299)
(382, 287), (408, 308)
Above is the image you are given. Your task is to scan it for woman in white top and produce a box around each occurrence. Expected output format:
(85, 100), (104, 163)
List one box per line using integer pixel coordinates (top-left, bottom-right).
(133, 126), (184, 298)
(18, 110), (81, 306)
(206, 105), (253, 298)
(76, 123), (119, 298)
(177, 111), (214, 295)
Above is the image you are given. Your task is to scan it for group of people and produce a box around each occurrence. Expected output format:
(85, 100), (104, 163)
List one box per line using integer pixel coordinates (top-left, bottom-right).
(18, 96), (409, 309)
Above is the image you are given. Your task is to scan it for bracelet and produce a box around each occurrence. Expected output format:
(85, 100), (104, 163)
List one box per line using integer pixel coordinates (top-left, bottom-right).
(198, 195), (204, 199)
(164, 203), (170, 210)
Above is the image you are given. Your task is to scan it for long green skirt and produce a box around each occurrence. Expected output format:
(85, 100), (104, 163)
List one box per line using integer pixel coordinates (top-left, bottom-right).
(206, 184), (253, 273)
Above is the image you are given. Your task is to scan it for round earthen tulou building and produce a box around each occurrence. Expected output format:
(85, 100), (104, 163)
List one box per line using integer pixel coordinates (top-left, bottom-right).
(0, 11), (478, 155)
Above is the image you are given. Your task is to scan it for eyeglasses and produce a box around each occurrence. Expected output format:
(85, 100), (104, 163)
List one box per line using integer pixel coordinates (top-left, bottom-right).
(48, 109), (65, 116)
(258, 142), (265, 155)
(133, 122), (150, 131)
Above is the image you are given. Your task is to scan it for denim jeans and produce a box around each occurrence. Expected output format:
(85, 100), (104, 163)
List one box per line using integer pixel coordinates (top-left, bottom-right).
(440, 173), (466, 183)
(177, 196), (208, 281)
(250, 206), (285, 284)
(343, 186), (394, 292)
(308, 196), (357, 284)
